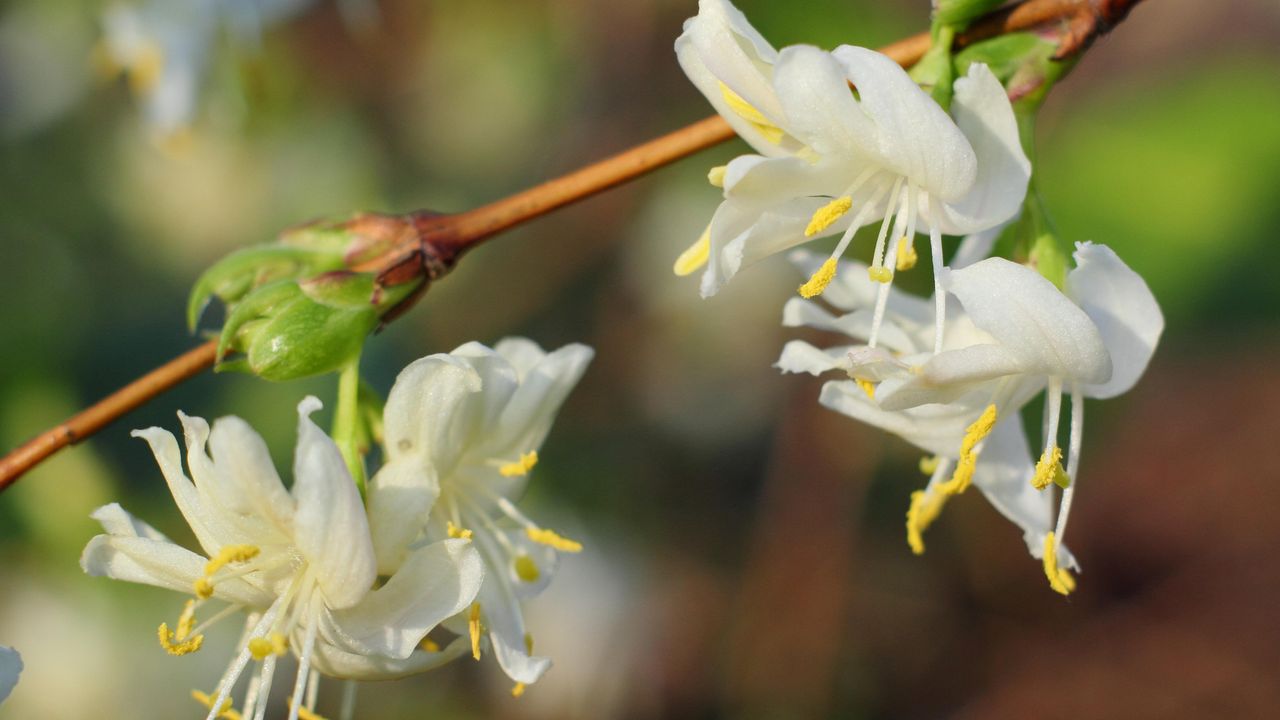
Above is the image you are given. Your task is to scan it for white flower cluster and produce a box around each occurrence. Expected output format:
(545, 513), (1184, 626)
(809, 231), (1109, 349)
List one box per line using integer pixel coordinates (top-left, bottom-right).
(81, 338), (592, 720)
(676, 0), (1164, 594)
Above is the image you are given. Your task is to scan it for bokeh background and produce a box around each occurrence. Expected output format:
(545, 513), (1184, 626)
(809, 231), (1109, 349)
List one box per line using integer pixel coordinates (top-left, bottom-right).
(2, 0), (1280, 718)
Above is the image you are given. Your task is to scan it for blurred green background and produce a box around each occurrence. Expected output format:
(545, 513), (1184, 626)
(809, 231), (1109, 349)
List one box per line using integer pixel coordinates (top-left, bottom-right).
(2, 0), (1279, 718)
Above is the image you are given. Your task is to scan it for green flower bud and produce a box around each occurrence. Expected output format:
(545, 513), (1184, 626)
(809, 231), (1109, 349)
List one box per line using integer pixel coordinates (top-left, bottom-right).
(187, 245), (344, 330)
(932, 0), (1006, 28)
(216, 272), (419, 381)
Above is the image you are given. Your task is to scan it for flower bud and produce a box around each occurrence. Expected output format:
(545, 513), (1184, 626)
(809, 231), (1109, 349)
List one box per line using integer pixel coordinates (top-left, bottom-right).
(932, 0), (1006, 27)
(215, 272), (418, 381)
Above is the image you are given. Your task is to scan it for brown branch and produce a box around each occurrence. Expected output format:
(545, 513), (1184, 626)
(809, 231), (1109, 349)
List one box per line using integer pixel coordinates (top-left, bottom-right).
(0, 0), (1146, 492)
(0, 340), (218, 492)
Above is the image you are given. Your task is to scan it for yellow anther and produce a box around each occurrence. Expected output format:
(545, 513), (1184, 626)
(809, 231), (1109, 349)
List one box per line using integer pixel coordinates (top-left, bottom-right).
(1042, 533), (1077, 596)
(512, 682), (527, 698)
(192, 689), (242, 720)
(937, 404), (998, 496)
(126, 43), (164, 95)
(159, 622), (204, 656)
(499, 451), (539, 477)
(905, 490), (948, 555)
(526, 527), (584, 553)
(867, 265), (893, 284)
(798, 257), (838, 299)
(297, 707), (328, 720)
(248, 632), (288, 661)
(468, 603), (483, 661)
(1032, 446), (1063, 490)
(895, 237), (918, 271)
(514, 554), (541, 583)
(175, 599), (198, 641)
(707, 165), (727, 188)
(193, 577), (215, 600)
(855, 378), (876, 399)
(447, 521), (474, 540)
(804, 197), (853, 237)
(419, 637), (441, 653)
(674, 228), (711, 276)
(919, 455), (940, 476)
(204, 545), (261, 576)
(718, 82), (785, 144)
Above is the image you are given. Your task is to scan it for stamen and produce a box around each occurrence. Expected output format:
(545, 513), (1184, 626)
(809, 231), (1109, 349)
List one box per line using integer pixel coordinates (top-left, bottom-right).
(176, 599), (199, 641)
(718, 82), (785, 144)
(292, 704), (327, 720)
(919, 456), (940, 475)
(1032, 446), (1064, 490)
(804, 197), (853, 237)
(905, 490), (948, 555)
(674, 227), (711, 276)
(937, 405), (998, 495)
(867, 266), (892, 283)
(526, 527), (584, 553)
(419, 637), (441, 652)
(895, 237), (918, 270)
(195, 544), (262, 598)
(514, 554), (541, 582)
(707, 165), (727, 187)
(798, 258), (838, 298)
(446, 521), (473, 540)
(867, 184), (914, 349)
(159, 622), (204, 656)
(499, 451), (539, 477)
(195, 578), (215, 600)
(248, 632), (289, 661)
(855, 378), (876, 399)
(192, 689), (242, 720)
(1042, 532), (1077, 595)
(512, 682), (527, 698)
(468, 603), (483, 661)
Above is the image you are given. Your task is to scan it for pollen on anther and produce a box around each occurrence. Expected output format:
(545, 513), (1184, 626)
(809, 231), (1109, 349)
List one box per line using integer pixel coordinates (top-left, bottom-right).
(526, 527), (584, 553)
(191, 689), (241, 720)
(447, 521), (474, 540)
(675, 228), (711, 276)
(1032, 446), (1063, 490)
(159, 622), (204, 656)
(707, 165), (727, 188)
(804, 196), (852, 237)
(937, 404), (997, 495)
(798, 258), (838, 299)
(867, 265), (892, 284)
(499, 451), (539, 477)
(468, 603), (483, 660)
(895, 237), (918, 271)
(514, 554), (540, 582)
(1042, 532), (1077, 596)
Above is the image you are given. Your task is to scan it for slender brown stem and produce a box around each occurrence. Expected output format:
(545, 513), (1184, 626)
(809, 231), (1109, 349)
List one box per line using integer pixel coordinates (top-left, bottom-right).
(0, 340), (218, 491)
(0, 0), (1145, 491)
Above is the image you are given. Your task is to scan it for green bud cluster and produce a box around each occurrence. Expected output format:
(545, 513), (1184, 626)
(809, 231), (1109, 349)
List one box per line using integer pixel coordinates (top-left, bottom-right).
(190, 212), (439, 381)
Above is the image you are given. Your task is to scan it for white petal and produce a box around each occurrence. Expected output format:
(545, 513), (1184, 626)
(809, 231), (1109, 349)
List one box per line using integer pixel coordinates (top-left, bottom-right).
(308, 635), (471, 681)
(818, 381), (975, 458)
(781, 296), (919, 355)
(291, 397), (376, 610)
(0, 645), (21, 705)
(701, 197), (823, 297)
(1067, 242), (1164, 399)
(943, 258), (1112, 384)
(208, 415), (295, 534)
(80, 534), (269, 606)
(366, 457), (440, 574)
(675, 0), (797, 156)
(722, 154), (853, 208)
(847, 346), (913, 382)
(773, 45), (878, 159)
(925, 62), (1030, 234)
(493, 337), (549, 380)
(130, 425), (225, 555)
(874, 345), (1027, 411)
(775, 339), (852, 376)
(383, 353), (484, 472)
(472, 534), (552, 684)
(325, 539), (483, 659)
(831, 45), (977, 201)
(89, 502), (169, 541)
(475, 343), (594, 461)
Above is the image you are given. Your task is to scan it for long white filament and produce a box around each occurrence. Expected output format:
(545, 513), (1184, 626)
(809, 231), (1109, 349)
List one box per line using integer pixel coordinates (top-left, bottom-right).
(1053, 385), (1085, 546)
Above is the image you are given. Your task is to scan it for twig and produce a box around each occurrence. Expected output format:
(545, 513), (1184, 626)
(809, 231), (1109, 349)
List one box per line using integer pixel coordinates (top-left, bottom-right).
(0, 0), (1145, 491)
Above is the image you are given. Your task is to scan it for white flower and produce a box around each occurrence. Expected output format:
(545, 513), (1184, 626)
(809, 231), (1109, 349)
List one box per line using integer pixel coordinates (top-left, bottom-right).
(674, 1), (1029, 357)
(81, 397), (482, 720)
(367, 338), (594, 694)
(779, 242), (1162, 592)
(0, 645), (20, 705)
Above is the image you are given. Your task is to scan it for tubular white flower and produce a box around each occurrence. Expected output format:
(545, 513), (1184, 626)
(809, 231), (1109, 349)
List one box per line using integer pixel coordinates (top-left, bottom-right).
(0, 645), (20, 706)
(81, 397), (482, 720)
(779, 243), (1162, 592)
(366, 338), (594, 690)
(675, 1), (1029, 359)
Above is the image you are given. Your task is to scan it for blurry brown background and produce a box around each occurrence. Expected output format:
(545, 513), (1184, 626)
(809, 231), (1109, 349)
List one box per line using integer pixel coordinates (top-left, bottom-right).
(2, 1), (1279, 718)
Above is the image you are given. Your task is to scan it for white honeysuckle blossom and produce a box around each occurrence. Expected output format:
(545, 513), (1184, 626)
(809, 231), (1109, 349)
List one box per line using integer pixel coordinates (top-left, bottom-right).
(81, 397), (482, 720)
(779, 241), (1162, 593)
(366, 338), (594, 695)
(0, 645), (20, 706)
(674, 0), (1029, 357)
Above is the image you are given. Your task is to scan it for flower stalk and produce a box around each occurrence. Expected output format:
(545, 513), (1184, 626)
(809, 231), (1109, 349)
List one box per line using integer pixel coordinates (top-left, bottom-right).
(0, 0), (1148, 492)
